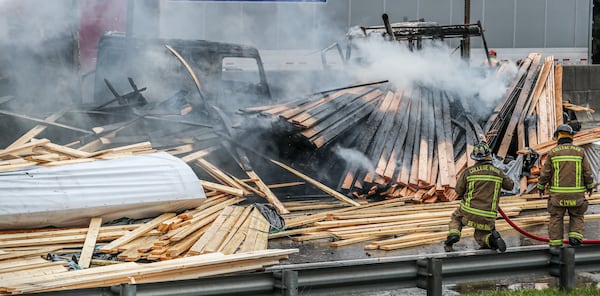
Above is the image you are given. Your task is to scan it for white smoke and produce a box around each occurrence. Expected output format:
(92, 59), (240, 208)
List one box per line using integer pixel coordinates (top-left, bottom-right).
(345, 36), (516, 116)
(332, 145), (376, 172)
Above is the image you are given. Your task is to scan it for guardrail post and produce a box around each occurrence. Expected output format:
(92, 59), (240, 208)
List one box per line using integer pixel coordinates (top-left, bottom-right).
(559, 247), (575, 290)
(549, 246), (575, 290)
(119, 283), (136, 296)
(417, 258), (442, 296)
(274, 270), (298, 296)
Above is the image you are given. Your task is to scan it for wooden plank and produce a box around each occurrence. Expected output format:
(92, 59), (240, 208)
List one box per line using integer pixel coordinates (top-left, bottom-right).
(0, 247), (62, 261)
(409, 91), (423, 187)
(270, 159), (360, 206)
(217, 206), (253, 252)
(165, 225), (210, 257)
(310, 94), (381, 148)
(166, 208), (231, 242)
(382, 96), (410, 181)
(231, 175), (266, 198)
(253, 211), (271, 251)
(292, 88), (373, 127)
(161, 198), (244, 241)
(545, 61), (557, 141)
(375, 91), (405, 179)
(6, 111), (66, 149)
(441, 92), (456, 187)
(42, 142), (93, 158)
(498, 53), (542, 158)
(417, 91), (433, 185)
(485, 55), (534, 151)
(554, 63), (564, 127)
(433, 91), (449, 186)
(397, 93), (418, 186)
(194, 158), (244, 189)
(284, 89), (352, 120)
(301, 89), (383, 139)
(363, 90), (402, 183)
(219, 215), (251, 255)
(245, 170), (290, 214)
(99, 213), (176, 254)
(180, 147), (218, 163)
(338, 91), (393, 190)
(187, 206), (235, 255)
(464, 118), (476, 167)
(525, 57), (553, 118)
(537, 87), (549, 145)
(267, 181), (305, 189)
(201, 180), (246, 197)
(0, 138), (50, 158)
(117, 235), (159, 261)
(484, 56), (533, 133)
(12, 250), (296, 293)
(239, 208), (268, 253)
(0, 109), (92, 135)
(79, 217), (102, 269)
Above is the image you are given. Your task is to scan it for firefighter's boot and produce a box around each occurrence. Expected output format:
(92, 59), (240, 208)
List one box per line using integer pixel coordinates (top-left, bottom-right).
(489, 229), (507, 253)
(444, 234), (460, 252)
(569, 237), (582, 247)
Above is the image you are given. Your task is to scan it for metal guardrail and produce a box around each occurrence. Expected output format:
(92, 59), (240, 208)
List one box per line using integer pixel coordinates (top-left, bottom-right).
(27, 244), (600, 296)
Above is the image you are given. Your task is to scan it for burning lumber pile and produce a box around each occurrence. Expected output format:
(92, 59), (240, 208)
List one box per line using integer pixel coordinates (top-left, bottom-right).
(243, 53), (599, 200)
(242, 81), (467, 202)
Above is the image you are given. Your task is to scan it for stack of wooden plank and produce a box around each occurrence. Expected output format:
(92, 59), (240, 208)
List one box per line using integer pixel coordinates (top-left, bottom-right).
(0, 192), (298, 294)
(0, 249), (296, 294)
(272, 193), (600, 250)
(485, 53), (599, 193)
(243, 53), (600, 201)
(0, 138), (155, 172)
(244, 81), (483, 201)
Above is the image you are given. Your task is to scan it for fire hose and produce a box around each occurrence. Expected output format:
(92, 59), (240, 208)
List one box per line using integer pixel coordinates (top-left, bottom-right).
(497, 206), (600, 244)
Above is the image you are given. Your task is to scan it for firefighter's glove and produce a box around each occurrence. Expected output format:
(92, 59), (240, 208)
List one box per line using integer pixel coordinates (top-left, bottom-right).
(538, 190), (544, 198)
(587, 187), (594, 197)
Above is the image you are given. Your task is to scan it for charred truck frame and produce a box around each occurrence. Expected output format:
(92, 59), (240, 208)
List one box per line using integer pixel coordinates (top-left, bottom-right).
(93, 32), (272, 113)
(322, 14), (493, 67)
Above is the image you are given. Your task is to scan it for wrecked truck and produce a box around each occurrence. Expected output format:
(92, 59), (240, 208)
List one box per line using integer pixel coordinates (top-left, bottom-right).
(91, 32), (273, 113)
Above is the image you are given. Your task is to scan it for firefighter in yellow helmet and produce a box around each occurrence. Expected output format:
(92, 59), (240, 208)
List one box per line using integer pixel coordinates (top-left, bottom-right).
(444, 141), (514, 252)
(537, 124), (594, 248)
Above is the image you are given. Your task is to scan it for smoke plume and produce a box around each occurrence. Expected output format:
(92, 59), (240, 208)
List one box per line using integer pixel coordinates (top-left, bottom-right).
(332, 145), (376, 173)
(344, 35), (517, 119)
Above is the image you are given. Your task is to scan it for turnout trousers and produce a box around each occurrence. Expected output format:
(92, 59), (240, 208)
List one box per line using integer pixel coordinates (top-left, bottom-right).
(547, 199), (588, 246)
(448, 207), (495, 249)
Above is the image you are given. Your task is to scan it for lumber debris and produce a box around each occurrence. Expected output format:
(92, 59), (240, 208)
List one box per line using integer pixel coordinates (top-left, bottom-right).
(0, 194), (294, 294)
(273, 193), (600, 251)
(4, 51), (600, 295)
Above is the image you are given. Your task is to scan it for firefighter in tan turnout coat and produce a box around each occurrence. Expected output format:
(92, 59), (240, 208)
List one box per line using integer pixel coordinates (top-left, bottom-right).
(444, 141), (514, 252)
(537, 124), (594, 248)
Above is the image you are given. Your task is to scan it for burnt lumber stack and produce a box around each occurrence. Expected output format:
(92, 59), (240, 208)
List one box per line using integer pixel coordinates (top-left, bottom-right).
(244, 82), (474, 202)
(244, 53), (600, 200)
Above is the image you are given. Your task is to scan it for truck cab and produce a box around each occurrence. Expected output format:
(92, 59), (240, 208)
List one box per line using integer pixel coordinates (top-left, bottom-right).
(93, 32), (272, 112)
